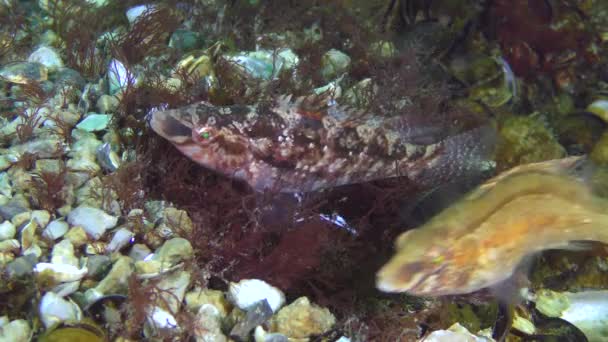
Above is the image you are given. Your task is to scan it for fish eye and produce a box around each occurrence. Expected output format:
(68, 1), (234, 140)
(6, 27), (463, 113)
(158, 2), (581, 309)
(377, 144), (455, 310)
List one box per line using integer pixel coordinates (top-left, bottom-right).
(196, 127), (213, 141)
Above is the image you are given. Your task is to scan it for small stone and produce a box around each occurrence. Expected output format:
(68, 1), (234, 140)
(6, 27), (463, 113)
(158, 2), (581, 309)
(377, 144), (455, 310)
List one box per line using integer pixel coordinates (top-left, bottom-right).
(106, 228), (134, 253)
(321, 49), (351, 80)
(67, 155), (101, 173)
(42, 219), (69, 240)
(31, 210), (51, 228)
(28, 46), (63, 72)
(156, 270), (191, 312)
(156, 207), (193, 238)
(0, 239), (20, 252)
(228, 279), (285, 313)
(230, 300), (274, 341)
(34, 263), (88, 282)
(5, 254), (37, 278)
(86, 254), (112, 279)
(0, 62), (48, 84)
(39, 291), (82, 328)
(0, 319), (32, 342)
(0, 202), (28, 220)
(76, 114), (111, 132)
(96, 95), (119, 114)
(50, 239), (78, 266)
(128, 243), (151, 261)
(0, 173), (11, 197)
(67, 206), (118, 240)
(0, 221), (16, 240)
(185, 288), (231, 317)
(152, 237), (194, 269)
(85, 255), (134, 304)
(193, 305), (228, 342)
(126, 4), (156, 24)
(268, 297), (336, 339)
(64, 226), (88, 247)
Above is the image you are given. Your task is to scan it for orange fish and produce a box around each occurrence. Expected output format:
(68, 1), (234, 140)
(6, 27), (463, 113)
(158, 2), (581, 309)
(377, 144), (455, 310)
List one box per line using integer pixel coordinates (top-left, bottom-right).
(377, 156), (608, 296)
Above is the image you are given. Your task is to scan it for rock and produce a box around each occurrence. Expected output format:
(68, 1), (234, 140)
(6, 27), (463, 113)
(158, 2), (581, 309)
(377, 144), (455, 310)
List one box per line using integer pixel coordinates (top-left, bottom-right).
(107, 59), (137, 94)
(8, 137), (64, 159)
(193, 304), (228, 342)
(34, 263), (88, 282)
(75, 114), (111, 132)
(0, 239), (19, 252)
(54, 67), (86, 90)
(0, 319), (32, 342)
(128, 243), (151, 261)
(253, 326), (288, 342)
(0, 173), (11, 197)
(321, 49), (351, 80)
(495, 116), (566, 171)
(156, 207), (193, 238)
(96, 94), (119, 114)
(64, 226), (88, 247)
(587, 99), (608, 123)
(39, 291), (82, 328)
(28, 46), (63, 72)
(534, 289), (608, 342)
(0, 202), (28, 220)
(230, 300), (274, 341)
(106, 227), (134, 253)
(153, 237), (194, 268)
(156, 270), (191, 313)
(420, 323), (495, 342)
(185, 288), (232, 317)
(268, 297), (335, 339)
(67, 206), (118, 240)
(169, 29), (204, 52)
(0, 221), (16, 240)
(50, 239), (78, 266)
(228, 279), (285, 313)
(85, 254), (111, 279)
(0, 62), (48, 84)
(31, 209), (50, 228)
(126, 4), (156, 24)
(42, 219), (69, 240)
(96, 142), (121, 172)
(85, 256), (134, 304)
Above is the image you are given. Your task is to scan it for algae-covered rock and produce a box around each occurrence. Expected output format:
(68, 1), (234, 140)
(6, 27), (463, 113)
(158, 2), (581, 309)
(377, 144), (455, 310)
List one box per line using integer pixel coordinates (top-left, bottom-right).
(495, 116), (566, 171)
(591, 131), (608, 165)
(268, 296), (335, 339)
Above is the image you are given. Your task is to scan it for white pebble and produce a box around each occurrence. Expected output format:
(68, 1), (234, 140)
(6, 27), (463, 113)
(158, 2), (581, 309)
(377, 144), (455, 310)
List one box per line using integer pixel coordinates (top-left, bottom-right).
(227, 279), (285, 313)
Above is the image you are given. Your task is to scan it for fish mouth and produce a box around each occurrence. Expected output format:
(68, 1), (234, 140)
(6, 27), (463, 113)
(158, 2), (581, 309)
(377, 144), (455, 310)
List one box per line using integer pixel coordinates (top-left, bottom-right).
(149, 109), (193, 144)
(376, 261), (447, 296)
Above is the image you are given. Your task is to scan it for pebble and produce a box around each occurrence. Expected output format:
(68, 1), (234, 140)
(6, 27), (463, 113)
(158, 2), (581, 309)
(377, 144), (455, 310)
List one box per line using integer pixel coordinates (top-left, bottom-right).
(321, 49), (351, 80)
(28, 46), (63, 72)
(268, 297), (335, 339)
(34, 262), (88, 282)
(227, 279), (285, 313)
(106, 227), (134, 253)
(67, 206), (118, 240)
(0, 221), (16, 240)
(0, 318), (32, 342)
(39, 291), (82, 328)
(0, 62), (48, 84)
(42, 219), (69, 240)
(96, 94), (120, 114)
(75, 114), (111, 132)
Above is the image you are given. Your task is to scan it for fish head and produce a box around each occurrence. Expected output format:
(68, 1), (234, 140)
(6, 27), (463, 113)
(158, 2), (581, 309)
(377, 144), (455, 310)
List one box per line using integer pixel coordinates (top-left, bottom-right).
(376, 226), (497, 296)
(148, 102), (253, 176)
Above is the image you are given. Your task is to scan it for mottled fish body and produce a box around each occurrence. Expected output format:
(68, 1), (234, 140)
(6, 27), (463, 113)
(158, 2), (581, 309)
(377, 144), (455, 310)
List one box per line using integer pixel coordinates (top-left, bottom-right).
(377, 156), (608, 296)
(150, 95), (492, 192)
